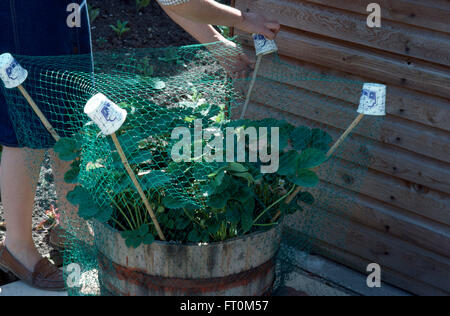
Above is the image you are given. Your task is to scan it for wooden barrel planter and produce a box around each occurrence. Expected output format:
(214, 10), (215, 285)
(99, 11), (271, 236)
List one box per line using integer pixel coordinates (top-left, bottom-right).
(92, 221), (282, 296)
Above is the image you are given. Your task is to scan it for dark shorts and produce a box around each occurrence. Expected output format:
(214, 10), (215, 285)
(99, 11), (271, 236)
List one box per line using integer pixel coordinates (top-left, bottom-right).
(0, 0), (93, 148)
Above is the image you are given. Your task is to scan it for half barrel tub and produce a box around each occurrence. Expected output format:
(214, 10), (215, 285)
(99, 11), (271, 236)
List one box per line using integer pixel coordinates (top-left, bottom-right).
(93, 221), (282, 296)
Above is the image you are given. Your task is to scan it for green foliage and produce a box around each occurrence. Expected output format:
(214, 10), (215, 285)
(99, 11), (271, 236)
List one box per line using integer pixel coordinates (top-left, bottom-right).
(121, 224), (154, 248)
(88, 4), (100, 24)
(59, 100), (333, 247)
(110, 20), (130, 39)
(136, 0), (150, 12)
(54, 137), (82, 161)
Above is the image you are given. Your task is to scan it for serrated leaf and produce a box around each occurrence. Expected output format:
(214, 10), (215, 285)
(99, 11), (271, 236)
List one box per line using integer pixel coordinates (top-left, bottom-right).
(64, 167), (79, 184)
(140, 171), (171, 190)
(241, 209), (253, 233)
(66, 186), (91, 206)
(228, 162), (248, 173)
(150, 79), (166, 90)
(163, 196), (188, 209)
(311, 129), (332, 151)
(278, 150), (298, 176)
(290, 126), (312, 151)
(288, 169), (319, 188)
(138, 224), (149, 236)
(207, 193), (229, 209)
(297, 148), (327, 169)
(95, 204), (113, 223)
(53, 137), (81, 161)
(297, 191), (315, 205)
(225, 207), (240, 224)
(142, 234), (155, 245)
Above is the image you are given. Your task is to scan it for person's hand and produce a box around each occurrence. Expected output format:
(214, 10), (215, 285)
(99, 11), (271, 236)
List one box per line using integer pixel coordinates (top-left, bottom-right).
(210, 38), (255, 79)
(235, 12), (280, 40)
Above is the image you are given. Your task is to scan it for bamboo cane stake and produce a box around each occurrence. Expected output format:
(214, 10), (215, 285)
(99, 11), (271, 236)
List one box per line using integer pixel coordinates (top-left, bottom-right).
(110, 133), (166, 241)
(240, 54), (263, 119)
(17, 84), (60, 142)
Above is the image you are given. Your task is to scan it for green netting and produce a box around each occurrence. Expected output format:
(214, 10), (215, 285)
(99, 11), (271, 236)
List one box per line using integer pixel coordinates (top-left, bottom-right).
(1, 40), (383, 296)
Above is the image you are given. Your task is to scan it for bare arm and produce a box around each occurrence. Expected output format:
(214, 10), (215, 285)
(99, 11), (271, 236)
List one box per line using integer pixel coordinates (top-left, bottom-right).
(160, 4), (224, 44)
(160, 5), (253, 77)
(158, 0), (280, 39)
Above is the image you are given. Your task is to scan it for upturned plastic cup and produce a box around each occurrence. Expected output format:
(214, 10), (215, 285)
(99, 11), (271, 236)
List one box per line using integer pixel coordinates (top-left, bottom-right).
(357, 83), (387, 116)
(0, 53), (28, 89)
(84, 93), (127, 135)
(252, 34), (278, 56)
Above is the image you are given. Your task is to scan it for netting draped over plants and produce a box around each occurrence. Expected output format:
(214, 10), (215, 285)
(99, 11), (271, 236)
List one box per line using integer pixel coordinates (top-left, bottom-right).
(1, 41), (383, 295)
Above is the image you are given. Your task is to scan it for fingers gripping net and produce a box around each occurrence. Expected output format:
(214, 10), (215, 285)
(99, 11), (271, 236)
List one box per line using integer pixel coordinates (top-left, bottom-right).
(1, 42), (382, 295)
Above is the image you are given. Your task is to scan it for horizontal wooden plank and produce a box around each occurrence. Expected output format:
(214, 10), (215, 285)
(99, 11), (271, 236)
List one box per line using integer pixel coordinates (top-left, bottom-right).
(243, 102), (450, 225)
(237, 29), (450, 99)
(307, 181), (450, 258)
(247, 77), (450, 164)
(236, 74), (450, 194)
(285, 227), (449, 295)
(241, 48), (450, 132)
(302, 0), (450, 34)
(238, 0), (450, 66)
(284, 211), (450, 292)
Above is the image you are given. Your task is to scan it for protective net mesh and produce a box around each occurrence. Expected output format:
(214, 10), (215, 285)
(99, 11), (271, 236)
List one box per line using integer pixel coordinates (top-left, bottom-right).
(0, 41), (383, 296)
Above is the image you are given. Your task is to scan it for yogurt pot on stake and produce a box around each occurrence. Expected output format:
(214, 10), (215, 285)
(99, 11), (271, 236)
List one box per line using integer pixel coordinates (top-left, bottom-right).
(84, 93), (166, 241)
(240, 34), (279, 119)
(271, 83), (387, 223)
(0, 53), (60, 141)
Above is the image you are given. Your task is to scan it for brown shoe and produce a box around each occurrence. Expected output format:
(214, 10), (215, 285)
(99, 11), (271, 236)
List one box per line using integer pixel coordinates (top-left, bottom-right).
(0, 242), (65, 291)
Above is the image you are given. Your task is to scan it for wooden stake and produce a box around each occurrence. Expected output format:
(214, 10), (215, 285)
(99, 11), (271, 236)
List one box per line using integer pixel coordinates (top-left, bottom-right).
(271, 113), (366, 223)
(17, 84), (60, 142)
(111, 133), (166, 241)
(240, 54), (263, 119)
(326, 113), (364, 157)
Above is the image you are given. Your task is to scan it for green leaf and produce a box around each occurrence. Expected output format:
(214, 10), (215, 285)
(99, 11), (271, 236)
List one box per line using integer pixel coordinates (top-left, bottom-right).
(297, 148), (327, 169)
(53, 137), (81, 161)
(311, 129), (332, 151)
(142, 234), (155, 245)
(228, 162), (248, 173)
(290, 126), (312, 151)
(288, 169), (319, 188)
(297, 191), (315, 205)
(140, 171), (171, 190)
(78, 201), (100, 220)
(277, 150), (298, 176)
(231, 172), (254, 185)
(241, 209), (253, 233)
(187, 230), (201, 243)
(95, 204), (113, 223)
(138, 224), (149, 236)
(279, 123), (294, 151)
(207, 221), (220, 234)
(225, 207), (240, 225)
(64, 167), (79, 184)
(150, 79), (166, 90)
(163, 196), (187, 209)
(207, 194), (229, 209)
(66, 186), (91, 206)
(175, 216), (190, 230)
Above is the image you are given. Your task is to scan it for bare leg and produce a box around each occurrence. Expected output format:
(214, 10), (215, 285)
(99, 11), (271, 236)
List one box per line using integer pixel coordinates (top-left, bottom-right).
(49, 150), (93, 244)
(1, 146), (45, 271)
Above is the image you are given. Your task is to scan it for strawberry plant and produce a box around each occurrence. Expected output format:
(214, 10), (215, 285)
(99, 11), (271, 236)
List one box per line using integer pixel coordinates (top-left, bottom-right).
(55, 98), (332, 248)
